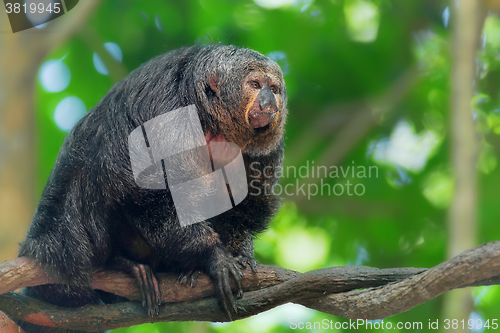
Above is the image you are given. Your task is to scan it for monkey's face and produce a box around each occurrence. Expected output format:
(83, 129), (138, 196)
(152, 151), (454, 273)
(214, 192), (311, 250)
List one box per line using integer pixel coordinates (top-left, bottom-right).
(220, 64), (286, 154)
(243, 71), (282, 130)
(236, 66), (286, 153)
(198, 46), (287, 155)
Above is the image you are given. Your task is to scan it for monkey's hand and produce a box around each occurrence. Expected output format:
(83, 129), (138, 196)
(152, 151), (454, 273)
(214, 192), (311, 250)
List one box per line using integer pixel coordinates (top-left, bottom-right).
(108, 257), (161, 316)
(234, 255), (258, 272)
(178, 269), (203, 288)
(208, 247), (244, 320)
(132, 263), (161, 316)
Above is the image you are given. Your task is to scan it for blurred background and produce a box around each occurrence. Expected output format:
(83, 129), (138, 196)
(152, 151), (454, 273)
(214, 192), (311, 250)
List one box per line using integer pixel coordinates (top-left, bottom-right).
(1, 0), (500, 332)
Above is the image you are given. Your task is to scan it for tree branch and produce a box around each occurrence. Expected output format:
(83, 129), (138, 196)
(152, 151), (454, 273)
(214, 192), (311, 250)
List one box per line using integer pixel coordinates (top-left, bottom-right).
(0, 241), (499, 332)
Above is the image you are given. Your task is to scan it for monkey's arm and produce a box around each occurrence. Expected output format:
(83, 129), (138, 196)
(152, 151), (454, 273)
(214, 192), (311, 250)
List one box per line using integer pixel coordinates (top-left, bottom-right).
(170, 223), (246, 319)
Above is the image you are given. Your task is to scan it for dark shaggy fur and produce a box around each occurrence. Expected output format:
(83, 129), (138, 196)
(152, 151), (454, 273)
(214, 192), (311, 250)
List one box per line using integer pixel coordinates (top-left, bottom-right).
(17, 44), (287, 333)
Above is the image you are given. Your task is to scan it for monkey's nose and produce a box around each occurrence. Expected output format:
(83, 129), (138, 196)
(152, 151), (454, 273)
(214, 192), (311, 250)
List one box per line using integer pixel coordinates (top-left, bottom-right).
(258, 89), (279, 113)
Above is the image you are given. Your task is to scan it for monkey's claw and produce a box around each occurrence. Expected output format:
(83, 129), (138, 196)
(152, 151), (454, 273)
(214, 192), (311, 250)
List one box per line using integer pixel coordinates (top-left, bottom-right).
(132, 264), (161, 316)
(178, 269), (203, 288)
(210, 248), (244, 320)
(235, 255), (258, 272)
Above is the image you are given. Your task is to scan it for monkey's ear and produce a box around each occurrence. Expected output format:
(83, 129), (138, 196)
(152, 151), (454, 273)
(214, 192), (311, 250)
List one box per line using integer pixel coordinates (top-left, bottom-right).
(209, 74), (219, 93)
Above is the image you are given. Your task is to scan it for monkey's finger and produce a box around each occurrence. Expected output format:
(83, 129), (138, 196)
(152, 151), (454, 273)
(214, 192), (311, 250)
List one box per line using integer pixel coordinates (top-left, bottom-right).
(235, 256), (258, 273)
(237, 304), (247, 313)
(215, 270), (233, 320)
(139, 265), (155, 316)
(152, 274), (161, 307)
(179, 270), (201, 288)
(178, 270), (193, 285)
(189, 270), (202, 288)
(221, 267), (238, 314)
(145, 269), (154, 301)
(250, 259), (258, 273)
(133, 265), (148, 308)
(135, 264), (160, 316)
(235, 256), (247, 268)
(146, 269), (161, 312)
(144, 268), (156, 315)
(228, 264), (244, 299)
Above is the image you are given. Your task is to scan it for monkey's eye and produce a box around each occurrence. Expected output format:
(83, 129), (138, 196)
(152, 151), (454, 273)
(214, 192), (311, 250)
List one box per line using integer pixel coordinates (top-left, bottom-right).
(270, 86), (278, 93)
(251, 81), (261, 89)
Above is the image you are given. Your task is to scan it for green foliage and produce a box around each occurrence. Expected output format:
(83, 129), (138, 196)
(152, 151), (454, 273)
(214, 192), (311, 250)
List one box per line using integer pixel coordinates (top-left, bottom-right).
(34, 0), (500, 331)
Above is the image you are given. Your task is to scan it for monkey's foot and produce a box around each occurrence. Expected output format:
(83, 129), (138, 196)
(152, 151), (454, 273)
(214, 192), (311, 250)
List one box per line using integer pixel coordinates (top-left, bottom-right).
(132, 264), (161, 316)
(209, 248), (244, 320)
(178, 269), (203, 288)
(234, 255), (258, 272)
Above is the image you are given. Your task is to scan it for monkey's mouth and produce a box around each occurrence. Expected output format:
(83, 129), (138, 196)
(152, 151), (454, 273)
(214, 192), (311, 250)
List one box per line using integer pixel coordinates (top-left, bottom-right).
(254, 123), (270, 134)
(248, 111), (276, 132)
